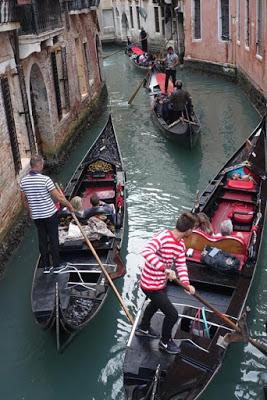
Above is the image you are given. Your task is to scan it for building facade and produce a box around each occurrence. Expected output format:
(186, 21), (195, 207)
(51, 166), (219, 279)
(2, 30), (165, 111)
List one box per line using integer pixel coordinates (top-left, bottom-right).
(183, 0), (267, 105)
(0, 0), (102, 246)
(104, 0), (183, 49)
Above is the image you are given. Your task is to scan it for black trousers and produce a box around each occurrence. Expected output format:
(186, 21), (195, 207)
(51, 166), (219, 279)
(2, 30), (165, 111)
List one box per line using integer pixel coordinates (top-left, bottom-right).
(34, 212), (60, 268)
(139, 287), (178, 342)
(165, 69), (176, 91)
(141, 39), (148, 52)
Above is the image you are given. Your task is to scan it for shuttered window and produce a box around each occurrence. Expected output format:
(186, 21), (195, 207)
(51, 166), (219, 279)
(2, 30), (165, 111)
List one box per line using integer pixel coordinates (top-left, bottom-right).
(193, 0), (201, 39)
(1, 76), (21, 175)
(220, 0), (229, 41)
(256, 0), (263, 56)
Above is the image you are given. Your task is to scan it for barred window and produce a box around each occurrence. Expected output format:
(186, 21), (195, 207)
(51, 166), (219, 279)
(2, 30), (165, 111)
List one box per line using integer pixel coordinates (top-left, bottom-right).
(245, 0), (250, 47)
(1, 76), (21, 175)
(192, 0), (201, 40)
(220, 0), (229, 41)
(154, 7), (160, 33)
(136, 6), (140, 29)
(129, 6), (134, 29)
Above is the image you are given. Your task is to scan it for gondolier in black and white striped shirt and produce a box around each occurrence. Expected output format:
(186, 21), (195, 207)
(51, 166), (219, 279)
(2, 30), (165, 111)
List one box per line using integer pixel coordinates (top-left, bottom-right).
(20, 155), (74, 272)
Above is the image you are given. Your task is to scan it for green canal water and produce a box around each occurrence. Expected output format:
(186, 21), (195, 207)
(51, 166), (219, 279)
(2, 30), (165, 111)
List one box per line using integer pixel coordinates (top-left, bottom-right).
(1, 47), (267, 399)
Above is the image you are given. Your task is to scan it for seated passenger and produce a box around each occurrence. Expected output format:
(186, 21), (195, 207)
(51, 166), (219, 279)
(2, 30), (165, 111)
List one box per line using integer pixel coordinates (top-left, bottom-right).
(220, 219), (233, 236)
(227, 167), (252, 181)
(89, 193), (116, 224)
(196, 213), (214, 235)
(168, 80), (193, 122)
(70, 196), (90, 220)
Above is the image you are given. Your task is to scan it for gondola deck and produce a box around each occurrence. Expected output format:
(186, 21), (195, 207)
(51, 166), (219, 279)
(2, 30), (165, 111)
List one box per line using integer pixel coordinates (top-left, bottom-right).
(31, 115), (126, 351)
(123, 117), (267, 399)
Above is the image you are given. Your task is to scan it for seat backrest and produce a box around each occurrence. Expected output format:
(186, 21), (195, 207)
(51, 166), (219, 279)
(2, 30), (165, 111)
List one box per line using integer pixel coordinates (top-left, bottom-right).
(184, 230), (246, 255)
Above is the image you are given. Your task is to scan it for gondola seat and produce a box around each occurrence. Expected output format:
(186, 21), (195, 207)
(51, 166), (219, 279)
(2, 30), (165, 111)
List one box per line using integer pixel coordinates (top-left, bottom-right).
(184, 231), (247, 256)
(226, 179), (255, 191)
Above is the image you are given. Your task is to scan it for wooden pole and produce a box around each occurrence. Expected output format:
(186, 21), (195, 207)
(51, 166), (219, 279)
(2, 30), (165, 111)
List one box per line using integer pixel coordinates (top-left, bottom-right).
(55, 184), (134, 325)
(103, 49), (121, 60)
(128, 68), (151, 105)
(174, 278), (267, 356)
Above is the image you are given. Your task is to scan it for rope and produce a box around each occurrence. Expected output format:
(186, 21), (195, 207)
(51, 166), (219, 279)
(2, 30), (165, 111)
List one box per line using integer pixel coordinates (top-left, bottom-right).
(201, 307), (210, 338)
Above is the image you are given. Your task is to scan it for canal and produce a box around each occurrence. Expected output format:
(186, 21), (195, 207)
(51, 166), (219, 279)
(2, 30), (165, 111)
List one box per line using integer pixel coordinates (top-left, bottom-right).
(1, 46), (267, 399)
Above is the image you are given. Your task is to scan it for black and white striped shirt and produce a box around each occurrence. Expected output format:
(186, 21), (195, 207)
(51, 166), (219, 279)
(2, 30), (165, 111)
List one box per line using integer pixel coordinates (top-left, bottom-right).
(20, 172), (57, 220)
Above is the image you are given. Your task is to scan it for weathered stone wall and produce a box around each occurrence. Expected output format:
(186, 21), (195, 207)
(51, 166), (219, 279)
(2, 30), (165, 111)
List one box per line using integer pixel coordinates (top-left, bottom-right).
(0, 9), (105, 266)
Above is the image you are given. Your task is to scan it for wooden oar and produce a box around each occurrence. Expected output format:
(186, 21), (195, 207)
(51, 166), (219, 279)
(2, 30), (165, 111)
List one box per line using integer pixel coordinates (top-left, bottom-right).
(55, 184), (134, 325)
(174, 278), (267, 356)
(103, 49), (121, 60)
(128, 68), (152, 105)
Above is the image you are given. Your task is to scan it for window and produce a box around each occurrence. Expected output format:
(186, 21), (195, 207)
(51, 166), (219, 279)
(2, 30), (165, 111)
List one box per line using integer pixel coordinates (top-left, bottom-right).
(245, 0), (250, 47)
(129, 6), (134, 28)
(136, 6), (140, 29)
(51, 52), (62, 120)
(192, 0), (201, 40)
(236, 0), (240, 42)
(154, 7), (160, 33)
(1, 76), (21, 174)
(220, 0), (229, 41)
(61, 47), (70, 112)
(160, 6), (165, 35)
(256, 0), (263, 56)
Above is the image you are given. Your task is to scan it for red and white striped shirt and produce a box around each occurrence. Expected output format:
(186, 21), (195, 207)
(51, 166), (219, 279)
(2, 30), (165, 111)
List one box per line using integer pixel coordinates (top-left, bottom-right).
(140, 229), (190, 291)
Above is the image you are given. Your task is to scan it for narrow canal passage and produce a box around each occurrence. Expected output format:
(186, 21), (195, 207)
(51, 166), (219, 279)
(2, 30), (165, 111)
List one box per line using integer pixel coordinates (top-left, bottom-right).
(1, 46), (266, 400)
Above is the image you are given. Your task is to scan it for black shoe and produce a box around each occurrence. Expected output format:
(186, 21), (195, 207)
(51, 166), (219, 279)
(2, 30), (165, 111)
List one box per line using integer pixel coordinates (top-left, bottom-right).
(159, 339), (180, 354)
(135, 327), (159, 339)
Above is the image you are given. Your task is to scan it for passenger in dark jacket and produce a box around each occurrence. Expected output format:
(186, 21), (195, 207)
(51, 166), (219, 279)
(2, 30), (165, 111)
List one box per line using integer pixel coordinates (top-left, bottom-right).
(168, 80), (192, 121)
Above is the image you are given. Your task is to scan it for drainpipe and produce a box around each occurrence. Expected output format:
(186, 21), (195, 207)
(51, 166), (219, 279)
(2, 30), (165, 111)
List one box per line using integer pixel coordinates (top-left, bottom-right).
(11, 29), (36, 154)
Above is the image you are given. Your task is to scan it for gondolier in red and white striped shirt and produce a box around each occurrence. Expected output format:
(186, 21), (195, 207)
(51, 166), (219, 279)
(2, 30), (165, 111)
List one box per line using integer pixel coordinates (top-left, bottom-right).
(135, 212), (196, 354)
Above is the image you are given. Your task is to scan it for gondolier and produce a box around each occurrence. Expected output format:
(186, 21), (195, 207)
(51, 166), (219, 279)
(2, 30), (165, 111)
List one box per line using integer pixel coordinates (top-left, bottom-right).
(135, 212), (196, 354)
(140, 27), (148, 52)
(20, 154), (74, 272)
(164, 46), (179, 93)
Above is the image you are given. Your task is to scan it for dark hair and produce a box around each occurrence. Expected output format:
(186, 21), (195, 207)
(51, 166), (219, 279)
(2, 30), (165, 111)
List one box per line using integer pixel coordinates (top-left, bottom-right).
(176, 212), (196, 232)
(30, 154), (43, 167)
(90, 193), (100, 207)
(167, 46), (173, 51)
(175, 80), (182, 89)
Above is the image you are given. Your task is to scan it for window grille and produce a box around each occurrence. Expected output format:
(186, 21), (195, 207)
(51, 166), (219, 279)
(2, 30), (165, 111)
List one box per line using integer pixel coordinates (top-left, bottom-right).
(220, 0), (229, 41)
(154, 7), (160, 33)
(193, 0), (201, 39)
(61, 47), (70, 111)
(51, 52), (62, 120)
(245, 0), (250, 47)
(1, 76), (21, 174)
(136, 6), (140, 29)
(129, 6), (134, 28)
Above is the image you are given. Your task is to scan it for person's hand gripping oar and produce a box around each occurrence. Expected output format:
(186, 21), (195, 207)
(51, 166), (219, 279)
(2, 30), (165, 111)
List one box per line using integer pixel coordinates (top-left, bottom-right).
(55, 184), (134, 325)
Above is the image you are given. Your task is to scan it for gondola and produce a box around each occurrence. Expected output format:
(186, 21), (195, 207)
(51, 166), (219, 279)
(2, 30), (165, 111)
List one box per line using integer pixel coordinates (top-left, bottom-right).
(123, 116), (267, 399)
(125, 44), (154, 70)
(148, 71), (201, 148)
(31, 115), (126, 351)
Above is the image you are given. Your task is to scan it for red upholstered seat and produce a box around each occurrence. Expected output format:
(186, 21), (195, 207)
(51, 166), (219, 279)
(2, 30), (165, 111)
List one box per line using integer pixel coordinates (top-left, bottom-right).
(227, 179), (254, 190)
(132, 47), (144, 56)
(227, 203), (254, 224)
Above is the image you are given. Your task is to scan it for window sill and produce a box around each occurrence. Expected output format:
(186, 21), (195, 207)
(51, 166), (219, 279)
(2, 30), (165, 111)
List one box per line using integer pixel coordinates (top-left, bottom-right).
(236, 40), (240, 46)
(17, 157), (31, 181)
(192, 38), (202, 42)
(245, 46), (250, 52)
(256, 54), (263, 62)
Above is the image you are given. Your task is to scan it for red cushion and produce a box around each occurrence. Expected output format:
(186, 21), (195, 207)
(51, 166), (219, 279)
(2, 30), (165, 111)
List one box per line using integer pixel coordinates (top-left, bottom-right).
(227, 179), (254, 190)
(227, 203), (254, 224)
(131, 47), (144, 56)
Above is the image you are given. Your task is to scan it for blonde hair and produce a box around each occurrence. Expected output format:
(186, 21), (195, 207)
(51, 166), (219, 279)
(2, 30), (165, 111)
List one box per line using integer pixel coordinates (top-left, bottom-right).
(197, 213), (213, 235)
(70, 196), (83, 212)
